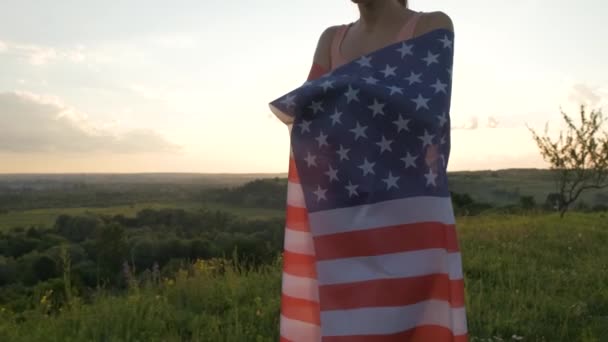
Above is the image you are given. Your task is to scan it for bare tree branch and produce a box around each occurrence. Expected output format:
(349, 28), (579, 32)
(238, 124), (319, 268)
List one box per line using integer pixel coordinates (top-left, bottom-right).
(527, 105), (608, 218)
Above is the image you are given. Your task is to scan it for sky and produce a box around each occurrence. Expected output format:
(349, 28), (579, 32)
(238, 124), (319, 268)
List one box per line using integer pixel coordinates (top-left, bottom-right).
(0, 0), (607, 173)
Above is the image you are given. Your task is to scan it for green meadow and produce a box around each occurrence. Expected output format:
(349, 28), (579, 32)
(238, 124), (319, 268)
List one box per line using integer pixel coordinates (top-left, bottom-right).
(0, 202), (283, 231)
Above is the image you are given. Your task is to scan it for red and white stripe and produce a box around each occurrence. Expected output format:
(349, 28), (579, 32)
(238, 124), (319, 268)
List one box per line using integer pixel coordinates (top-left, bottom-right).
(280, 156), (468, 340)
(278, 62), (468, 341)
(280, 148), (322, 342)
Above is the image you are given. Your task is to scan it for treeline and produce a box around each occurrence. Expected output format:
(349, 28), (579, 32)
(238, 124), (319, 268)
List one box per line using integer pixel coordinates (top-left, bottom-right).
(0, 184), (203, 211)
(451, 192), (608, 216)
(199, 178), (287, 210)
(0, 208), (284, 313)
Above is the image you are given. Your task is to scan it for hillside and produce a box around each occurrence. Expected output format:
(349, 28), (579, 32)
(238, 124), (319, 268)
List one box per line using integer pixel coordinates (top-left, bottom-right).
(1, 169), (606, 212)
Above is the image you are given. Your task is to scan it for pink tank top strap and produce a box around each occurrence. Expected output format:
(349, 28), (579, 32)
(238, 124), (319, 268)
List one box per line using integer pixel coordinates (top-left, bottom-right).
(396, 11), (423, 41)
(330, 24), (350, 70)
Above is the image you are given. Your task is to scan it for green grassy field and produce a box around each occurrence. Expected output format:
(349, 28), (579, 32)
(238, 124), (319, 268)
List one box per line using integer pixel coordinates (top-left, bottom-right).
(447, 169), (608, 207)
(0, 202), (284, 231)
(0, 212), (606, 341)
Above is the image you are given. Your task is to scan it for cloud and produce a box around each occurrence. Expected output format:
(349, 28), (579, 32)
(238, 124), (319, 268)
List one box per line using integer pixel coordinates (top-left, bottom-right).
(147, 34), (198, 49)
(487, 116), (499, 128)
(0, 91), (180, 154)
(0, 40), (87, 65)
(452, 116), (478, 130)
(568, 84), (608, 109)
(452, 115), (501, 130)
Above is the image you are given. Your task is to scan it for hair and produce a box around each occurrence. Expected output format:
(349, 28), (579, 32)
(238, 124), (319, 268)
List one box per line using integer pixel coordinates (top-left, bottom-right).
(398, 0), (408, 7)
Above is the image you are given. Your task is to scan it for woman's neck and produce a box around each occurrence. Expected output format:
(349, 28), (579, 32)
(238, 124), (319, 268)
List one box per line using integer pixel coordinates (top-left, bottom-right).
(357, 1), (405, 31)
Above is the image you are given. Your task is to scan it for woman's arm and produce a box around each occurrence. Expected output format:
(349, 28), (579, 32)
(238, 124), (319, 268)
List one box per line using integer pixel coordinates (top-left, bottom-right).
(306, 26), (339, 81)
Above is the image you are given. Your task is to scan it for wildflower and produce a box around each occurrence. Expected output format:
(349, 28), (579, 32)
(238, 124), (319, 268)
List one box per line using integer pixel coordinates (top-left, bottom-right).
(511, 335), (524, 341)
(40, 289), (53, 305)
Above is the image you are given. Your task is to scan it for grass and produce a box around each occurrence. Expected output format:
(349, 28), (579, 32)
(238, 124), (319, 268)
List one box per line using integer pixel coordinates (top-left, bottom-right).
(0, 212), (607, 341)
(459, 213), (608, 341)
(0, 202), (284, 231)
(0, 259), (282, 342)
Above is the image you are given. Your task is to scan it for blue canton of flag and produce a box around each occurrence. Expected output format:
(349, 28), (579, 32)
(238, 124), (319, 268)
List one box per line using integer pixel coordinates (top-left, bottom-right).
(271, 29), (455, 213)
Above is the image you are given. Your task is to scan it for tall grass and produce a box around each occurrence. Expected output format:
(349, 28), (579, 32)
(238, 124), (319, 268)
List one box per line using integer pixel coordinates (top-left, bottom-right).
(460, 213), (608, 341)
(0, 257), (282, 342)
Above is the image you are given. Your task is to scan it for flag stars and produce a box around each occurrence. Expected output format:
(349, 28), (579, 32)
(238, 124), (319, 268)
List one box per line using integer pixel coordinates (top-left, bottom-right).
(313, 185), (328, 202)
(356, 55), (373, 67)
(405, 71), (422, 85)
(424, 169), (438, 187)
(358, 158), (376, 176)
(363, 76), (379, 85)
(336, 145), (350, 161)
(422, 51), (440, 66)
(381, 64), (397, 78)
(386, 85), (404, 95)
(430, 79), (448, 94)
(345, 181), (359, 197)
(272, 31), (456, 205)
(304, 152), (317, 167)
(325, 165), (339, 182)
(439, 35), (453, 49)
(411, 94), (430, 110)
(345, 85), (360, 103)
(376, 136), (393, 153)
(368, 99), (386, 117)
(298, 120), (311, 134)
(319, 80), (334, 92)
(437, 112), (448, 127)
(280, 94), (296, 108)
(393, 115), (411, 133)
(315, 131), (328, 148)
(418, 130), (435, 147)
(382, 172), (400, 190)
(350, 122), (368, 140)
(396, 42), (414, 58)
(309, 100), (324, 114)
(401, 152), (418, 168)
(330, 108), (343, 126)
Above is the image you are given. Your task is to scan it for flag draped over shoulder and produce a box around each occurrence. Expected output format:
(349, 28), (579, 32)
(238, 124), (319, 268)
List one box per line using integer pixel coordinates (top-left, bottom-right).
(269, 28), (468, 342)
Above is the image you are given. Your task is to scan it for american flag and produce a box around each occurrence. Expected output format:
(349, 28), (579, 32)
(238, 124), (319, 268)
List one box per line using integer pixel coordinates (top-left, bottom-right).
(270, 28), (468, 341)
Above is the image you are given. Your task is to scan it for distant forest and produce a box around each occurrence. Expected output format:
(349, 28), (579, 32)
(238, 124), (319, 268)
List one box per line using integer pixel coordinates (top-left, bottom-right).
(1, 169), (607, 211)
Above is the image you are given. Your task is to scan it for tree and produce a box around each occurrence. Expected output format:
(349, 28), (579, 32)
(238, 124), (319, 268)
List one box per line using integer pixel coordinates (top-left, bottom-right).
(519, 196), (536, 210)
(95, 223), (128, 283)
(528, 105), (608, 217)
(32, 255), (58, 282)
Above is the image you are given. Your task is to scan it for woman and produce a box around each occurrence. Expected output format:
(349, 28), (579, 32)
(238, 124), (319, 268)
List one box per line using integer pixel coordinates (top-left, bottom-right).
(308, 0), (454, 80)
(273, 1), (467, 341)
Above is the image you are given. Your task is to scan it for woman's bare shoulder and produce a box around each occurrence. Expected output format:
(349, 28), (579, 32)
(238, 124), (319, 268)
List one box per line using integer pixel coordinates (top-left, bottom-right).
(415, 11), (454, 35)
(312, 25), (342, 71)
